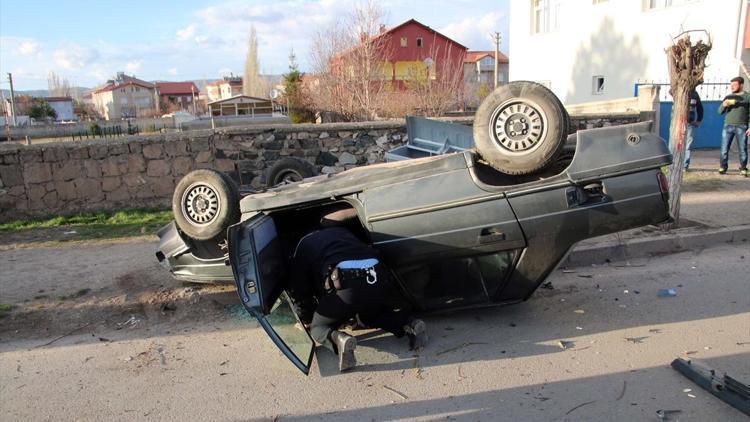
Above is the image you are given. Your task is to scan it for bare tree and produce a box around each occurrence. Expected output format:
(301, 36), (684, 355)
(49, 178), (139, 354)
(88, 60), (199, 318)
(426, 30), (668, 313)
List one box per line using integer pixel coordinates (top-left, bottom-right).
(243, 26), (261, 97)
(309, 1), (391, 120)
(47, 71), (71, 97)
(661, 31), (712, 230)
(404, 39), (466, 116)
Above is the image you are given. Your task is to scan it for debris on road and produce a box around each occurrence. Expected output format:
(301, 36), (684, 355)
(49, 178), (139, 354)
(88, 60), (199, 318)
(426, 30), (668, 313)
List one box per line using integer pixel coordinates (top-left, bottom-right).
(658, 288), (677, 298)
(671, 358), (750, 416)
(562, 269), (576, 273)
(656, 409), (682, 420)
(383, 385), (408, 400)
(558, 340), (575, 350)
(32, 322), (93, 349)
(616, 381), (627, 401)
(574, 309), (585, 314)
(435, 342), (488, 356)
(565, 400), (596, 415)
(160, 302), (177, 314)
(116, 315), (140, 329)
(577, 274), (593, 279)
(625, 336), (649, 344)
(540, 281), (554, 290)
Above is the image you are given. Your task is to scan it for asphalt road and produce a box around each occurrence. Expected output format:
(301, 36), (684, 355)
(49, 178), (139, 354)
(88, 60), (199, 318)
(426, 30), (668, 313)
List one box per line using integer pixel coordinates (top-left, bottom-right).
(1, 242), (748, 421)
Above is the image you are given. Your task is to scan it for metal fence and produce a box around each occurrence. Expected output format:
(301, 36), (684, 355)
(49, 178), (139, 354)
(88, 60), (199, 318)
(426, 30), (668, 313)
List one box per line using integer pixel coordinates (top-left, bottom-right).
(634, 79), (731, 149)
(634, 79), (732, 102)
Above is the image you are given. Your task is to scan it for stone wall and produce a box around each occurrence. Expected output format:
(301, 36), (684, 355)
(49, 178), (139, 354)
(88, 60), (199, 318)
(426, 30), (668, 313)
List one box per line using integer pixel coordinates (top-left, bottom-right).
(0, 112), (646, 221)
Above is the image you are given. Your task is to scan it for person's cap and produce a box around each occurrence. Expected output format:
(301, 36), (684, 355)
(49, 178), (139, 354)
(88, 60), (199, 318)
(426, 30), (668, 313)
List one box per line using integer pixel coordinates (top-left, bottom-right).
(731, 76), (744, 84)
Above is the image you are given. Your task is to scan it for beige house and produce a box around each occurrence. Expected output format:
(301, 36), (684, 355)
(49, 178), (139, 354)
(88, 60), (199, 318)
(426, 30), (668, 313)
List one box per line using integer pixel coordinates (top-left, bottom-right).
(92, 73), (156, 120)
(463, 51), (509, 86)
(208, 95), (272, 117)
(205, 75), (243, 102)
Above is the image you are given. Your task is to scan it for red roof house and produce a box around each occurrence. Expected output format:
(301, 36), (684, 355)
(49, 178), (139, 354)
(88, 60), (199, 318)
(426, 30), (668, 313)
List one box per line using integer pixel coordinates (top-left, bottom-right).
(336, 19), (468, 90)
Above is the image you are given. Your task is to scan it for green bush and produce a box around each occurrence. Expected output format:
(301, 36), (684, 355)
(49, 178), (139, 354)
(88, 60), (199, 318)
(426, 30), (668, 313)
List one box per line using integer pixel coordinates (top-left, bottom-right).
(88, 122), (102, 136)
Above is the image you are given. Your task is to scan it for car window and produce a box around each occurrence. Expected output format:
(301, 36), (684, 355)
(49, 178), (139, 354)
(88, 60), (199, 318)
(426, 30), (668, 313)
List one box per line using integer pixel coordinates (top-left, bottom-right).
(262, 292), (314, 372)
(395, 250), (516, 310)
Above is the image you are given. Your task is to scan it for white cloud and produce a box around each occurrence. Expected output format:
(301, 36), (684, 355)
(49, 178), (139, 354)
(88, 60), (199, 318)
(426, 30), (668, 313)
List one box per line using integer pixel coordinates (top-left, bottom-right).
(176, 25), (196, 41)
(16, 40), (41, 56)
(440, 12), (506, 51)
(125, 60), (143, 73)
(168, 67), (178, 76)
(53, 44), (99, 70)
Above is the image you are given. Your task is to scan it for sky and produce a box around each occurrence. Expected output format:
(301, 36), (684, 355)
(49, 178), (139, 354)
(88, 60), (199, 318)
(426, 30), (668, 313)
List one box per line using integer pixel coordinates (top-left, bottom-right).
(0, 0), (509, 91)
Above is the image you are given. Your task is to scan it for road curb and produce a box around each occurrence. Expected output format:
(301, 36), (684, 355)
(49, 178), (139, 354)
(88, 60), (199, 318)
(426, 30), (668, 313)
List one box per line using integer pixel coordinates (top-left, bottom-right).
(564, 224), (750, 267)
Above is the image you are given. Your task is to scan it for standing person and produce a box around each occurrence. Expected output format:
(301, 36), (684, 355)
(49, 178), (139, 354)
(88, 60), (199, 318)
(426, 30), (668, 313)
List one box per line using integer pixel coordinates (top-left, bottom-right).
(683, 89), (704, 171)
(718, 76), (749, 176)
(288, 225), (427, 372)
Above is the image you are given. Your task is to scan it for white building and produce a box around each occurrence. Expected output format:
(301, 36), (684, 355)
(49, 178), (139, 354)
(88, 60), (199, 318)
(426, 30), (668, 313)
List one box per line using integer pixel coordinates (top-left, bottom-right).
(46, 97), (75, 121)
(510, 0), (749, 104)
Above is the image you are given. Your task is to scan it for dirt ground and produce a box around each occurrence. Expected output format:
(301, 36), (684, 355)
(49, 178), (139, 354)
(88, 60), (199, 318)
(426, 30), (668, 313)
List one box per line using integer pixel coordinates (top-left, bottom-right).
(0, 238), (238, 340)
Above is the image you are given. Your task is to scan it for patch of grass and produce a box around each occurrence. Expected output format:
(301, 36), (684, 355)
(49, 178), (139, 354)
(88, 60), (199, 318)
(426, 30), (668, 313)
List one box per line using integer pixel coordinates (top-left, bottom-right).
(0, 303), (14, 318)
(0, 208), (173, 242)
(59, 288), (91, 301)
(0, 208), (172, 231)
(682, 173), (726, 192)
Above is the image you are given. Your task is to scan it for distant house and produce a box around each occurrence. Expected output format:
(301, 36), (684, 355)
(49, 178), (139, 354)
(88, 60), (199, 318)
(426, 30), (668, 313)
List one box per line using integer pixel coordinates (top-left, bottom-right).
(46, 97), (75, 121)
(208, 95), (273, 117)
(337, 19), (468, 90)
(91, 72), (156, 120)
(205, 75), (243, 102)
(155, 81), (200, 113)
(463, 51), (509, 86)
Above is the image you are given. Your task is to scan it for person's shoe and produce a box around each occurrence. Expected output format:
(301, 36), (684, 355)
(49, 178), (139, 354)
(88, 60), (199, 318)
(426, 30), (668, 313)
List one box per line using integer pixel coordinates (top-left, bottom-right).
(404, 318), (428, 350)
(331, 330), (357, 372)
(741, 168), (749, 177)
(683, 166), (690, 172)
(718, 167), (727, 175)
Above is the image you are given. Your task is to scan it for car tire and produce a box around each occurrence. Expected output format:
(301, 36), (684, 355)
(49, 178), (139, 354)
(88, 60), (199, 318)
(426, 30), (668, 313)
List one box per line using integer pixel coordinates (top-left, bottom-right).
(264, 157), (318, 186)
(172, 169), (240, 241)
(473, 81), (569, 175)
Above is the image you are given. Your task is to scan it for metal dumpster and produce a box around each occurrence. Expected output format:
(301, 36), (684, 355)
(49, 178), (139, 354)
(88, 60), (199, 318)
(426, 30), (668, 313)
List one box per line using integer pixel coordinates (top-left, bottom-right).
(385, 116), (474, 162)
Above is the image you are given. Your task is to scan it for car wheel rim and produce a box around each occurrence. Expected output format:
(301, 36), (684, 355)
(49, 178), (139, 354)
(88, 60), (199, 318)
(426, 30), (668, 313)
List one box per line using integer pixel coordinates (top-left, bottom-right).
(280, 171), (303, 184)
(489, 99), (547, 154)
(181, 183), (221, 226)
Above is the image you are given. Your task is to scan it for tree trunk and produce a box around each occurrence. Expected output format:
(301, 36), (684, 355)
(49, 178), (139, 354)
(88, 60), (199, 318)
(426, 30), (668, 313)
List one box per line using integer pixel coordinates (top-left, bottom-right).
(660, 33), (712, 231)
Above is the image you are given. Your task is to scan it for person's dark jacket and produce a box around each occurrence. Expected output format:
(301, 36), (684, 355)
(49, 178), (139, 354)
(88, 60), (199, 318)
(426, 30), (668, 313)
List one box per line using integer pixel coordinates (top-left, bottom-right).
(689, 90), (703, 124)
(718, 91), (750, 126)
(287, 227), (379, 322)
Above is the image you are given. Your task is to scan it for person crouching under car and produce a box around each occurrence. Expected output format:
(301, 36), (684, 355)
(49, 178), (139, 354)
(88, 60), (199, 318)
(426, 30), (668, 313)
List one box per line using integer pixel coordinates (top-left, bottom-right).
(288, 223), (427, 372)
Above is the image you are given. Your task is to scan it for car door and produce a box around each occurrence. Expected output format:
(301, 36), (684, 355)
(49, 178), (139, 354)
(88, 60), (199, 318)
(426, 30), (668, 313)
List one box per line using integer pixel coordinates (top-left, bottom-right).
(359, 166), (526, 310)
(228, 214), (315, 375)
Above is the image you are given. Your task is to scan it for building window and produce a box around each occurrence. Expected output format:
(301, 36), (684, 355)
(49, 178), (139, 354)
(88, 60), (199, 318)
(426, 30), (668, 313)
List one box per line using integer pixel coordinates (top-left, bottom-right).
(592, 76), (605, 95)
(533, 0), (560, 34)
(416, 37), (423, 47)
(647, 0), (695, 8)
(400, 37), (407, 47)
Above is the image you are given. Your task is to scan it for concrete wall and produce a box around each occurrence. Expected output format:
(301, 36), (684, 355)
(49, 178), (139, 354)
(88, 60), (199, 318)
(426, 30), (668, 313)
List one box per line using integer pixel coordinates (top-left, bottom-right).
(0, 112), (646, 221)
(510, 0), (746, 104)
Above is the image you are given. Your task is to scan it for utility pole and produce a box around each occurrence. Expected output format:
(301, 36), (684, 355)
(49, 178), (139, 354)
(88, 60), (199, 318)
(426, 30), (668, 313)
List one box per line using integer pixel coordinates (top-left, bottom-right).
(7, 73), (18, 126)
(0, 88), (12, 142)
(493, 32), (501, 89)
(191, 84), (197, 115)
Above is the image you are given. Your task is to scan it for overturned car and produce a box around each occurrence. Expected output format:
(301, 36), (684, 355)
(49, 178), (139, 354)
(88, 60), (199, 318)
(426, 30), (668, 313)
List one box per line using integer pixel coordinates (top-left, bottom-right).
(156, 81), (672, 373)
